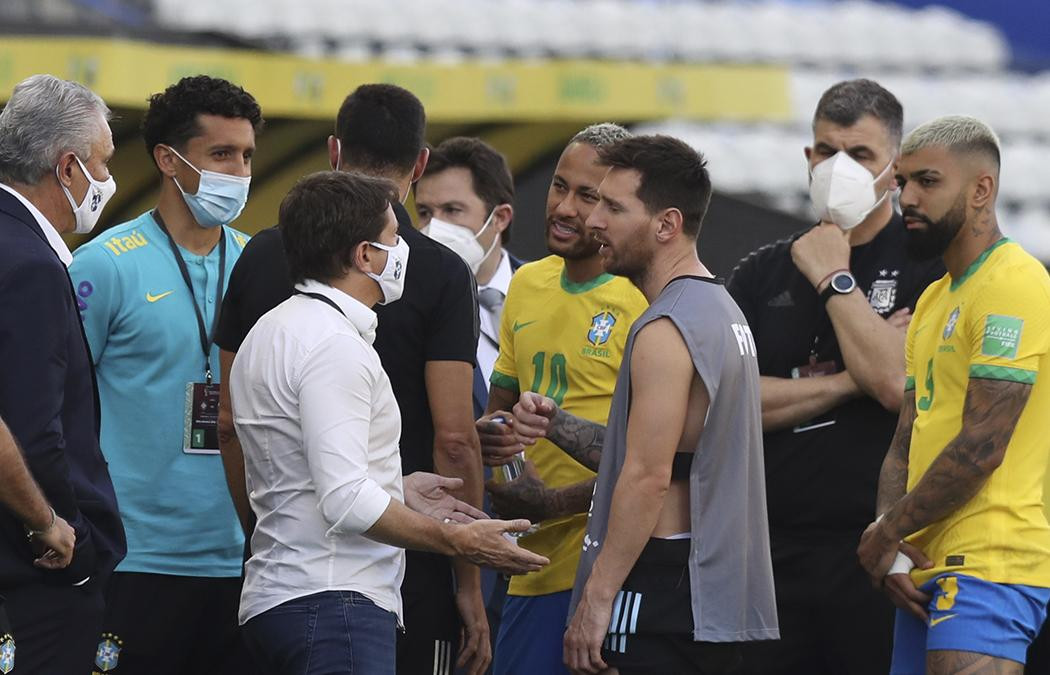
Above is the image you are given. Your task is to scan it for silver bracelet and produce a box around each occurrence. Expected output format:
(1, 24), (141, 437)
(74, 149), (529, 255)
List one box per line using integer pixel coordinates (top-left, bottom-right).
(26, 506), (56, 541)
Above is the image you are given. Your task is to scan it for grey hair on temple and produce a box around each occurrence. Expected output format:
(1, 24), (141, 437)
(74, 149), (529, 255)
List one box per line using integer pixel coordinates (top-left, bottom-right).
(0, 74), (110, 185)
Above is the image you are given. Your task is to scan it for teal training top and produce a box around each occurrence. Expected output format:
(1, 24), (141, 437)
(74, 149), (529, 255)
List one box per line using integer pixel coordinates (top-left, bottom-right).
(69, 211), (249, 577)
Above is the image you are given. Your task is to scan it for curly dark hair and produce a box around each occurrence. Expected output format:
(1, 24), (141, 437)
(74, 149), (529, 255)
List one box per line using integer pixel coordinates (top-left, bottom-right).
(142, 75), (264, 159)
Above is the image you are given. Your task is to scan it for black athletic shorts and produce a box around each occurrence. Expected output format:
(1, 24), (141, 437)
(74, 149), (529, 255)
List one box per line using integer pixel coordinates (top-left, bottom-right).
(601, 538), (742, 675)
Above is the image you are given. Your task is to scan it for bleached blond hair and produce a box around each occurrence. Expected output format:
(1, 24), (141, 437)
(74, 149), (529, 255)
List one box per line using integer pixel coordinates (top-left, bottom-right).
(901, 115), (1000, 168)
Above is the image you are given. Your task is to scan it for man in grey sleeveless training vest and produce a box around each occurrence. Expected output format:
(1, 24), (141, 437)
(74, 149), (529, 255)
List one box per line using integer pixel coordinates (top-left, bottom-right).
(508, 135), (779, 674)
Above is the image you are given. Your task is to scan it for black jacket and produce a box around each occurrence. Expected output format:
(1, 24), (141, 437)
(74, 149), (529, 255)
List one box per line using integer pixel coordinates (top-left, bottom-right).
(0, 187), (125, 588)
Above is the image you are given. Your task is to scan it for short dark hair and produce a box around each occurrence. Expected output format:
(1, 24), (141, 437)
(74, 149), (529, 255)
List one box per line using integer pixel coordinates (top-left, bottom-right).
(142, 75), (263, 159)
(597, 135), (712, 238)
(424, 136), (514, 241)
(813, 79), (903, 144)
(335, 84), (426, 176)
(280, 171), (398, 284)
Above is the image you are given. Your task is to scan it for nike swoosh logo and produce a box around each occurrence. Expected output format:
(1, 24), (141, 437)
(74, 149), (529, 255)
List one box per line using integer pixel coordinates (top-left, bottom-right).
(146, 290), (174, 303)
(513, 320), (537, 332)
(929, 614), (957, 627)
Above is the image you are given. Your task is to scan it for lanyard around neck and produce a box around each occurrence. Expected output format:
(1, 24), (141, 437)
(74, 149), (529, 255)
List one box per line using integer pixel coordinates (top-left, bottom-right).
(294, 289), (347, 318)
(152, 210), (226, 384)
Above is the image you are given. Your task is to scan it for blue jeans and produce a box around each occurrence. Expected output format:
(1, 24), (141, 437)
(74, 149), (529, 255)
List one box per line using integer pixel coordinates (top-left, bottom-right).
(244, 590), (397, 675)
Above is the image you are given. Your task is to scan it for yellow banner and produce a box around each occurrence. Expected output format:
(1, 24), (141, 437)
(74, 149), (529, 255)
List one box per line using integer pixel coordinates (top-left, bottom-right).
(0, 36), (790, 122)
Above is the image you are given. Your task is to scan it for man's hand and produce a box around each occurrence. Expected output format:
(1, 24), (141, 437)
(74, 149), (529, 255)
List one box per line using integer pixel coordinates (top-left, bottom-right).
(858, 517), (902, 582)
(790, 222), (852, 289)
(31, 514), (75, 570)
(887, 307), (912, 331)
(448, 518), (549, 575)
(512, 392), (558, 446)
(476, 411), (524, 467)
(455, 586), (492, 675)
(564, 587), (612, 674)
(404, 473), (488, 523)
(883, 541), (933, 622)
(485, 461), (554, 523)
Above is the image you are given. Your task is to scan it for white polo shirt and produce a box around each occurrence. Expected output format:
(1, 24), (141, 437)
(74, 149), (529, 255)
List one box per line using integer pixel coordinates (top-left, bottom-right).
(231, 279), (404, 625)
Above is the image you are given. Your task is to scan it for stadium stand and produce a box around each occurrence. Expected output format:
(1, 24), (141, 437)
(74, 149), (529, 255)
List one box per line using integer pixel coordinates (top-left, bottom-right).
(1, 0), (1047, 262)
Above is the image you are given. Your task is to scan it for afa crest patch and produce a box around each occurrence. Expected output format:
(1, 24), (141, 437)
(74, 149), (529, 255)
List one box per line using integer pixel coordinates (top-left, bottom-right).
(587, 311), (617, 346)
(0, 634), (14, 674)
(868, 279), (897, 314)
(95, 633), (123, 672)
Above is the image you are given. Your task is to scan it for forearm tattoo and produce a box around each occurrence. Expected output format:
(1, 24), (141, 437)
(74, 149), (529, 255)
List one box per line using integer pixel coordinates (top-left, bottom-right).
(547, 408), (606, 472)
(876, 395), (915, 517)
(887, 378), (1030, 540)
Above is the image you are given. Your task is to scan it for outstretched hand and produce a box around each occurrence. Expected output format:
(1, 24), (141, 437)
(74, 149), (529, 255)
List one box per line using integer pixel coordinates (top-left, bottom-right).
(452, 518), (549, 575)
(404, 472), (487, 524)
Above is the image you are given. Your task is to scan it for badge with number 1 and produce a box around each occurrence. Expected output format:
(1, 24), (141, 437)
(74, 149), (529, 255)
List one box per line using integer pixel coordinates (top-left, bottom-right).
(183, 382), (221, 454)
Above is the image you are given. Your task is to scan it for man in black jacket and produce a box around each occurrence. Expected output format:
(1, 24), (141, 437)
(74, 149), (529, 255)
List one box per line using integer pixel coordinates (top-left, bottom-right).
(0, 74), (126, 675)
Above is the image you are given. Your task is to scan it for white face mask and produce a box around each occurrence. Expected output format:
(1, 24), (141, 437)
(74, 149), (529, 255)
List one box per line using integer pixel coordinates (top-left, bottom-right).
(422, 210), (500, 275)
(809, 152), (895, 230)
(57, 155), (116, 234)
(367, 236), (411, 305)
(166, 146), (251, 228)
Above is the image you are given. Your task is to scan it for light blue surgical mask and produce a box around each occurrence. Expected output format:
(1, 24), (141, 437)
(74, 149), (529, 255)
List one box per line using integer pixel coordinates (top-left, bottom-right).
(165, 146), (251, 228)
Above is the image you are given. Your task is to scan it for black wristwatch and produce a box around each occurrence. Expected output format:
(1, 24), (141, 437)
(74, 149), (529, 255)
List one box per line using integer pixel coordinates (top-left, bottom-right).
(819, 270), (857, 303)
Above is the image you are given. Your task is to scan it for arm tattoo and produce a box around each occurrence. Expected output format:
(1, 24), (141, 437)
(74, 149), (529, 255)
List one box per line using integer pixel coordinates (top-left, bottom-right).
(885, 378), (1031, 540)
(927, 650), (1021, 674)
(876, 394), (915, 517)
(547, 408), (606, 472)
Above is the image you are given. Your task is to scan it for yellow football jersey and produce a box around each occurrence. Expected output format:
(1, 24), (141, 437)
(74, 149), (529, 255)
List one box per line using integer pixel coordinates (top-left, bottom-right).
(904, 239), (1050, 587)
(491, 255), (648, 596)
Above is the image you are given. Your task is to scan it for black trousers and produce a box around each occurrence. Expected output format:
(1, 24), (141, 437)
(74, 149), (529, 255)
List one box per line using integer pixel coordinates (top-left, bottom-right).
(4, 580), (105, 675)
(95, 571), (252, 675)
(737, 534), (895, 675)
(397, 551), (463, 675)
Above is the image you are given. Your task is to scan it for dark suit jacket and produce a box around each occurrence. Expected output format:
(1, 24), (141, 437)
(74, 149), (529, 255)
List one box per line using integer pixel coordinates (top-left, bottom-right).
(0, 188), (125, 588)
(473, 252), (526, 418)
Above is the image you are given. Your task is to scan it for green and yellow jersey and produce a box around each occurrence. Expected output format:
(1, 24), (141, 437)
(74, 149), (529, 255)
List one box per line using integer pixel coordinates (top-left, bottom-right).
(491, 255), (648, 596)
(905, 238), (1050, 587)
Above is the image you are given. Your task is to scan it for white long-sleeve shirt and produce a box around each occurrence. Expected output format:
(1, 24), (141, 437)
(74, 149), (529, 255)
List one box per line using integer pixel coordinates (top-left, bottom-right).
(231, 279), (404, 625)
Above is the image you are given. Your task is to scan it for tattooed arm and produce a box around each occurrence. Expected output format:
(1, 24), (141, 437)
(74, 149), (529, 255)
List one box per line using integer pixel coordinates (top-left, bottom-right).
(859, 378), (1031, 579)
(547, 408), (606, 472)
(875, 392), (916, 518)
(510, 392), (606, 472)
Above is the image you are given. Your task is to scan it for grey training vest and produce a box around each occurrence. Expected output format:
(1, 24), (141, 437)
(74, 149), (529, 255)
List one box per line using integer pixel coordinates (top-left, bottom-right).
(570, 275), (780, 642)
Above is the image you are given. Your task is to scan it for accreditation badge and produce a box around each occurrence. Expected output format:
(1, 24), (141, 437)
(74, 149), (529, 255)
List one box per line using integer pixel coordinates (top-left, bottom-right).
(183, 382), (221, 454)
(791, 358), (838, 433)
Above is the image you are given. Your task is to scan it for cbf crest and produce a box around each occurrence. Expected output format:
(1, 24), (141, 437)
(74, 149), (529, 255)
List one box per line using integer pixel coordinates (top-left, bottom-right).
(95, 633), (123, 672)
(587, 311), (617, 346)
(868, 269), (900, 315)
(944, 307), (961, 339)
(0, 634), (14, 674)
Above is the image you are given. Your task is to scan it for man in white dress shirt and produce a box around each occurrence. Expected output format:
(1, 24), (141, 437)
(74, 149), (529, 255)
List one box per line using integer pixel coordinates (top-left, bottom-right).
(414, 136), (523, 418)
(230, 171), (547, 675)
